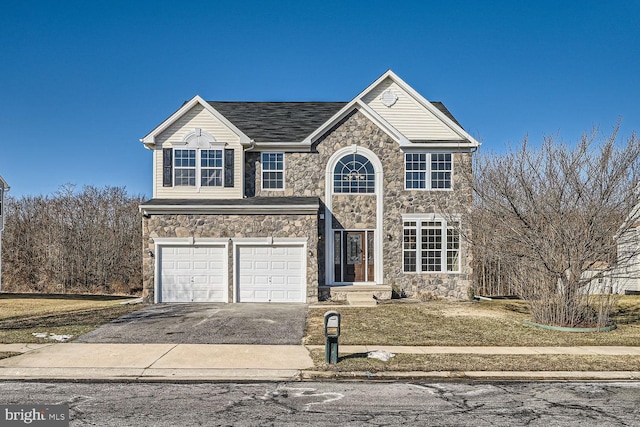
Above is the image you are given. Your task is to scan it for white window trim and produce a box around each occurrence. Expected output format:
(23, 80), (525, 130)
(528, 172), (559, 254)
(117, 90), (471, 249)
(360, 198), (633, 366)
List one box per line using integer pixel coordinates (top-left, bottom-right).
(173, 143), (226, 190)
(332, 229), (376, 284)
(401, 214), (461, 274)
(332, 152), (376, 194)
(403, 152), (453, 191)
(324, 145), (384, 285)
(173, 148), (197, 187)
(260, 151), (285, 191)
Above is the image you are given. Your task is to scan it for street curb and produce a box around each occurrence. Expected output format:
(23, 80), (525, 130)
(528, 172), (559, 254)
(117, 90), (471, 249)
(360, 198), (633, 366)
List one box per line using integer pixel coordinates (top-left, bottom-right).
(299, 370), (640, 382)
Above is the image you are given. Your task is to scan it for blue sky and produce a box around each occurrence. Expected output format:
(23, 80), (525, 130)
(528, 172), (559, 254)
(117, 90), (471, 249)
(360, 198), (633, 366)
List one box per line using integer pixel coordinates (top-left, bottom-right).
(1, 0), (638, 198)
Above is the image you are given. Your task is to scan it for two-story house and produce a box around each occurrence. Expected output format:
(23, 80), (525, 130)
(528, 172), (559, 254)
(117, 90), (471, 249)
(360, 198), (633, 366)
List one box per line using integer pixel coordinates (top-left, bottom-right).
(139, 70), (480, 304)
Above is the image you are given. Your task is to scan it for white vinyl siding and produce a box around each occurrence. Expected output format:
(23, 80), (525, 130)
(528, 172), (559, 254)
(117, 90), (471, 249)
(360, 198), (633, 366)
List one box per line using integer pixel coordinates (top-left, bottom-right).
(153, 104), (243, 199)
(362, 78), (461, 141)
(156, 104), (239, 146)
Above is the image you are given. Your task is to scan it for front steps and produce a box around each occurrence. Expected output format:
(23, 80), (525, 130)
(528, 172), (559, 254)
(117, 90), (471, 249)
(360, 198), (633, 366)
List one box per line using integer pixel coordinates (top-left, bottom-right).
(318, 285), (392, 306)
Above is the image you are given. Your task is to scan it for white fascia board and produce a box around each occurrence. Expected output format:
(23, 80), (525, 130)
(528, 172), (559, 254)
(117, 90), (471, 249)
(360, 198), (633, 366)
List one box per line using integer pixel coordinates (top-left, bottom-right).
(140, 95), (252, 149)
(0, 175), (9, 191)
(232, 237), (308, 245)
(153, 237), (230, 245)
(302, 100), (409, 146)
(385, 71), (481, 148)
(301, 70), (397, 145)
(356, 101), (410, 145)
(399, 141), (478, 150)
(302, 98), (361, 145)
(302, 69), (478, 148)
(140, 204), (319, 215)
(402, 213), (462, 222)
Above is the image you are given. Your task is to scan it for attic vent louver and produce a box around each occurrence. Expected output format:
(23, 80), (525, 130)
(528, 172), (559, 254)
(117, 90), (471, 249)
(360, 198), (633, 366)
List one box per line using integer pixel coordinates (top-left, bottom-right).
(379, 89), (398, 107)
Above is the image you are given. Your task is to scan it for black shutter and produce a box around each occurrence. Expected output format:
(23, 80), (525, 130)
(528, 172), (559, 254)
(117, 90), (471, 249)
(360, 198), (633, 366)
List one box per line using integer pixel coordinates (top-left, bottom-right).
(224, 148), (234, 187)
(163, 148), (173, 187)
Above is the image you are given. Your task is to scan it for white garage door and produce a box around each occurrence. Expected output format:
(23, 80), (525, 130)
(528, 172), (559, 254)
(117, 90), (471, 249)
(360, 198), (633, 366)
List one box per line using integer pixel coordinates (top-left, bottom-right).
(159, 246), (227, 302)
(237, 245), (305, 303)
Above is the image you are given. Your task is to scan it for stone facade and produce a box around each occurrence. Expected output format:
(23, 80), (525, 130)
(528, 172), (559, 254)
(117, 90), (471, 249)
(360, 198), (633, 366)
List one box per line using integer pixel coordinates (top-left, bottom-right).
(240, 110), (473, 300)
(331, 195), (377, 230)
(142, 213), (319, 303)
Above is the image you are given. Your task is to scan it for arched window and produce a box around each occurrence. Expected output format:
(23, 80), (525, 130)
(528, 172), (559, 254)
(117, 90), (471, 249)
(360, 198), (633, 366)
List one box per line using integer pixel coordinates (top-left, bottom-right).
(333, 153), (375, 193)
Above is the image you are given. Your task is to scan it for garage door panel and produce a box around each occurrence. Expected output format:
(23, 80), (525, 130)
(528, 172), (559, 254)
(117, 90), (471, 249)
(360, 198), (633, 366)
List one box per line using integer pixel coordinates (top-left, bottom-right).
(175, 247), (191, 255)
(237, 245), (305, 303)
(159, 246), (227, 303)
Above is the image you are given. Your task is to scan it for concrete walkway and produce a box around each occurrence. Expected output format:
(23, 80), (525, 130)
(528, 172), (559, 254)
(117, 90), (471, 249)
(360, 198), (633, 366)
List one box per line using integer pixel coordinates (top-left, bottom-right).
(1, 343), (639, 381)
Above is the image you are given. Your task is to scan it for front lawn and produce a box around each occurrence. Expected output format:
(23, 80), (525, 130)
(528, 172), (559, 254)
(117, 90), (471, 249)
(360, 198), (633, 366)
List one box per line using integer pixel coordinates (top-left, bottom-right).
(305, 297), (640, 347)
(305, 297), (640, 372)
(0, 293), (145, 343)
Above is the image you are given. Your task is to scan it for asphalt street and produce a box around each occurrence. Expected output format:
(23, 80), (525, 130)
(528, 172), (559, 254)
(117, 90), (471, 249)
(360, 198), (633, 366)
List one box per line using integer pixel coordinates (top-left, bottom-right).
(75, 303), (308, 345)
(1, 381), (638, 426)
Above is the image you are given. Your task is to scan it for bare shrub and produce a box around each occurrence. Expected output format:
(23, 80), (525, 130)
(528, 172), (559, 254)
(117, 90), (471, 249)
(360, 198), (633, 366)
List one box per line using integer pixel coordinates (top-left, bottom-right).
(469, 125), (640, 328)
(417, 291), (442, 302)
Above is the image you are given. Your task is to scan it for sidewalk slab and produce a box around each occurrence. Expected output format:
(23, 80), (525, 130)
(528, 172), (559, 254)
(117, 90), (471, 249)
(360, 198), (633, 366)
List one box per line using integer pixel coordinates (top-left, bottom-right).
(0, 344), (53, 354)
(0, 343), (177, 369)
(0, 367), (146, 380)
(575, 346), (640, 355)
(150, 344), (314, 370)
(142, 368), (302, 381)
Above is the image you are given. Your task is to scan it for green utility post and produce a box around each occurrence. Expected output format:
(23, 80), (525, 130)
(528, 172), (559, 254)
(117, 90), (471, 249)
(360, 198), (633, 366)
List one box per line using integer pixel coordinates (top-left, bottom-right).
(324, 311), (341, 364)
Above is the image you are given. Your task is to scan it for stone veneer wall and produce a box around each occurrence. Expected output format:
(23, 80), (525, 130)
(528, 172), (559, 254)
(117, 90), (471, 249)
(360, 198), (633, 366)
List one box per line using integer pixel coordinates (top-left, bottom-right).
(331, 195), (376, 229)
(243, 109), (473, 300)
(142, 213), (319, 303)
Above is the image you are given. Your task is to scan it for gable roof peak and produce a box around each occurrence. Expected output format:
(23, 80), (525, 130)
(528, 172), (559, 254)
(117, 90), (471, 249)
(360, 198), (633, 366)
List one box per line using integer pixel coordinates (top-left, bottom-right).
(140, 95), (251, 149)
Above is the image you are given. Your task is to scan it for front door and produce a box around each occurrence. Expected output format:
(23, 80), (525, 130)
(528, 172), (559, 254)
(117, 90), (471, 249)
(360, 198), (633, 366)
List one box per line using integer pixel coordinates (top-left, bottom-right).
(344, 231), (366, 282)
(334, 230), (375, 283)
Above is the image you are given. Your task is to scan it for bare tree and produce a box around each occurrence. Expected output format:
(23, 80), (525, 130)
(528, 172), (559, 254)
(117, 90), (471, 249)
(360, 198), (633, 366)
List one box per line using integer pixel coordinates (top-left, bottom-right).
(2, 185), (143, 295)
(470, 125), (640, 328)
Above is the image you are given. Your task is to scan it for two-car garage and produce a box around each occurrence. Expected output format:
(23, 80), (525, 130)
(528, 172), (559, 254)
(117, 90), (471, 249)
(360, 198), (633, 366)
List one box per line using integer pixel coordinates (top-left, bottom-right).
(156, 239), (306, 303)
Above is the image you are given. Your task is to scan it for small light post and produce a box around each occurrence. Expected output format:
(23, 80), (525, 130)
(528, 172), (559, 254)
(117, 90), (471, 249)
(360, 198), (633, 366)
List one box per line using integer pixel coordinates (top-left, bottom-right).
(0, 175), (9, 293)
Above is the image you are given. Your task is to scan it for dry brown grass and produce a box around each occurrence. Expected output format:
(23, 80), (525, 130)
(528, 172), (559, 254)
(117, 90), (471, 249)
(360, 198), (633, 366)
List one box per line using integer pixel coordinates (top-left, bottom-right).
(0, 293), (145, 343)
(305, 296), (640, 347)
(309, 350), (640, 372)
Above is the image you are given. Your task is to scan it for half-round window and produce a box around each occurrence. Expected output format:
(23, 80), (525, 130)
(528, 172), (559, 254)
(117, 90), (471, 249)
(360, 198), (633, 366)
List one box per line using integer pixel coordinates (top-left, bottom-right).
(333, 153), (375, 193)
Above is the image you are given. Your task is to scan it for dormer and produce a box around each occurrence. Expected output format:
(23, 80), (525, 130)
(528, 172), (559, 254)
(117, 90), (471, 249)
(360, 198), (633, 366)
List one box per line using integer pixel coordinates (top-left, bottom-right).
(141, 96), (248, 199)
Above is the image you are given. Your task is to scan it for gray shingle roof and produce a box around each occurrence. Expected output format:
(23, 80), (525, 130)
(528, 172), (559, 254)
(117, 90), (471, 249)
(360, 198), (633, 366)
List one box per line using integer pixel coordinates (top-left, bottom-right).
(208, 102), (346, 142)
(141, 197), (320, 207)
(208, 101), (462, 142)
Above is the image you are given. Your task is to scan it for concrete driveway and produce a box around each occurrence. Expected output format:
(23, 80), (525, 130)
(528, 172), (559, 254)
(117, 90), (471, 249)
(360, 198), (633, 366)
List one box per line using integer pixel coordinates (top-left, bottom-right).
(76, 303), (308, 345)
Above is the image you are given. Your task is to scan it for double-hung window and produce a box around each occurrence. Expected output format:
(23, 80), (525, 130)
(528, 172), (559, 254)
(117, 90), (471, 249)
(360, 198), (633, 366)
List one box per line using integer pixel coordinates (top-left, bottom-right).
(403, 216), (460, 273)
(201, 149), (223, 187)
(163, 129), (234, 189)
(174, 148), (224, 187)
(404, 153), (452, 190)
(174, 149), (196, 186)
(261, 152), (284, 190)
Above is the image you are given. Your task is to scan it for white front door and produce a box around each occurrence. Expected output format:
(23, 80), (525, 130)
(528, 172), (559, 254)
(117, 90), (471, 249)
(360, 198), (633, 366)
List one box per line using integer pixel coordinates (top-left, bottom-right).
(237, 245), (305, 302)
(159, 246), (227, 302)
